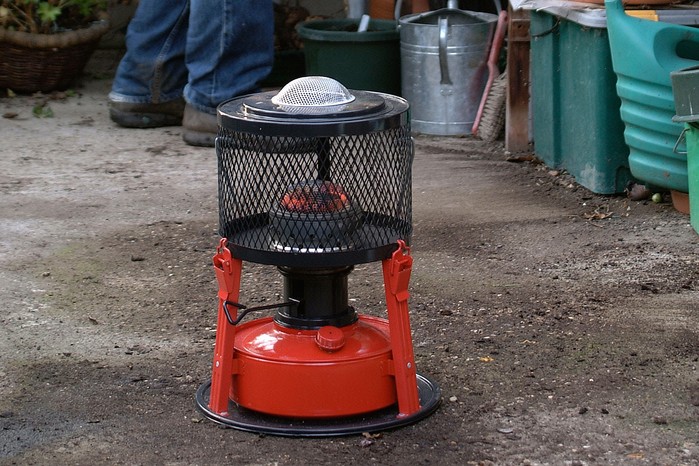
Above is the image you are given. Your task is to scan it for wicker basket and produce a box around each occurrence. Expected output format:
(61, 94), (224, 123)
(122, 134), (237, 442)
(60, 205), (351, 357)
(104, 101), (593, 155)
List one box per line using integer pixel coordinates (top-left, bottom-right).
(0, 16), (110, 93)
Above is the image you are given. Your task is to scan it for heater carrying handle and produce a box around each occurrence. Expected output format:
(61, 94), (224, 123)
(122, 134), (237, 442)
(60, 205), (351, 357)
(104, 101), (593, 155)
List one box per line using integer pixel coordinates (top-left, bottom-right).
(222, 298), (300, 326)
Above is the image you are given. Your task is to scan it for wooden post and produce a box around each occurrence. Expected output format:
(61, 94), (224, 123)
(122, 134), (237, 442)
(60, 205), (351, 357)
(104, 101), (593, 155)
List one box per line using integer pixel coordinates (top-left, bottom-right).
(506, 7), (531, 153)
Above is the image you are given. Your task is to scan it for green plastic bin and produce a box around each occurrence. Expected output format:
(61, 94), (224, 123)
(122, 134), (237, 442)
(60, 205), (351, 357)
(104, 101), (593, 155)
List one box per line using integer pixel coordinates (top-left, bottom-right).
(530, 10), (632, 194)
(296, 18), (401, 95)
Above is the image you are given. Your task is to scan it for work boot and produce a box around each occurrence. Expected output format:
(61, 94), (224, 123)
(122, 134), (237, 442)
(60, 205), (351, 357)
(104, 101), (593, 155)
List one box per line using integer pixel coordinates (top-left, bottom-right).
(108, 99), (185, 128)
(182, 104), (218, 147)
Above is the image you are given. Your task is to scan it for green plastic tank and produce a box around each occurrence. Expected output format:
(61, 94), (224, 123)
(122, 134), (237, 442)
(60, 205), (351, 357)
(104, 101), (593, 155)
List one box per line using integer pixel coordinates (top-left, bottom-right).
(605, 0), (699, 193)
(530, 9), (632, 194)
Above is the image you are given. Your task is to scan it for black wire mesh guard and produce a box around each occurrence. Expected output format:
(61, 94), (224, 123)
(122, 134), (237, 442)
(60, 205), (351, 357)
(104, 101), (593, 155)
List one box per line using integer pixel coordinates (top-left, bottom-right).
(216, 90), (413, 267)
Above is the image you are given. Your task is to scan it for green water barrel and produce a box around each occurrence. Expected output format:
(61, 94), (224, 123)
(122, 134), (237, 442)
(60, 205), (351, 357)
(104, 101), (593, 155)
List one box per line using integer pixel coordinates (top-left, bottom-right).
(605, 0), (699, 193)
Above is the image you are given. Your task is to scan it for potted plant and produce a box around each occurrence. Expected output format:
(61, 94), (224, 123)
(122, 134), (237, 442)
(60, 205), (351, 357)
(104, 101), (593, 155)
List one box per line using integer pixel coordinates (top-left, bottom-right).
(0, 0), (110, 93)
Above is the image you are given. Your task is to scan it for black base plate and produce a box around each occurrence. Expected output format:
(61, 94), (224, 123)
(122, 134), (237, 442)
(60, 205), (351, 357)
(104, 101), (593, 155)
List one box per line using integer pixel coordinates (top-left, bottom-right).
(195, 374), (441, 437)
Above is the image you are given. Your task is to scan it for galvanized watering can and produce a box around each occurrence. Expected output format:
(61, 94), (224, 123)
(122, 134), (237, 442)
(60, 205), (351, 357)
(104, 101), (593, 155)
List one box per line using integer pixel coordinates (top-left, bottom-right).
(399, 0), (498, 136)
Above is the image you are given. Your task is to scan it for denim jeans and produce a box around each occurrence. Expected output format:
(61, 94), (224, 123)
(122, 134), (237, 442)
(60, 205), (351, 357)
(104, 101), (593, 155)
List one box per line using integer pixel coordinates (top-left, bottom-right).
(109, 0), (274, 114)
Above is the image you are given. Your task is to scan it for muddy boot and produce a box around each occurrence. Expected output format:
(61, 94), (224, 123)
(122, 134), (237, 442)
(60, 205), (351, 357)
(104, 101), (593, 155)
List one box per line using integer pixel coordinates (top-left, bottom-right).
(108, 99), (185, 128)
(182, 104), (217, 147)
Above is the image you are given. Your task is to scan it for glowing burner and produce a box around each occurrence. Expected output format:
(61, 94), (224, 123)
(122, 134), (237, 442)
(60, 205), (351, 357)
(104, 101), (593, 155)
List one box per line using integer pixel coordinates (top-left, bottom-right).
(280, 180), (351, 213)
(269, 180), (363, 253)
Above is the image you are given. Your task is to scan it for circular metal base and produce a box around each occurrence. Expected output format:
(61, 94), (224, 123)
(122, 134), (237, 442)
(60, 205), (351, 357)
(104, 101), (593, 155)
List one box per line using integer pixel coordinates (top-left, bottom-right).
(195, 374), (441, 437)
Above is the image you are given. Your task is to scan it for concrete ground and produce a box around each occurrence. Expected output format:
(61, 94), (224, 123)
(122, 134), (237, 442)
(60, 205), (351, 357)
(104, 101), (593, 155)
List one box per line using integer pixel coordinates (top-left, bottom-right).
(1, 51), (697, 465)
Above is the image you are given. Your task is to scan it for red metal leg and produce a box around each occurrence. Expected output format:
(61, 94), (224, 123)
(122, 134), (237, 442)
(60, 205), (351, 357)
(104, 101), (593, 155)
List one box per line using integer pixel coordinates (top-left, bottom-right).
(382, 240), (421, 417)
(209, 238), (242, 415)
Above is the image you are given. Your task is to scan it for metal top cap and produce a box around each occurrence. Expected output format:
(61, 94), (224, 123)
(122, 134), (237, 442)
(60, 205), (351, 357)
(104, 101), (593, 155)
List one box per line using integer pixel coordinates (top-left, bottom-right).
(217, 82), (409, 137)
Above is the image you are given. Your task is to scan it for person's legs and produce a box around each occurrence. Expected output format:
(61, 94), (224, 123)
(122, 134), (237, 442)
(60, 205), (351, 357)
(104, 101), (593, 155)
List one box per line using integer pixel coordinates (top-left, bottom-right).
(184, 0), (274, 113)
(109, 0), (274, 146)
(182, 0), (274, 146)
(108, 0), (190, 128)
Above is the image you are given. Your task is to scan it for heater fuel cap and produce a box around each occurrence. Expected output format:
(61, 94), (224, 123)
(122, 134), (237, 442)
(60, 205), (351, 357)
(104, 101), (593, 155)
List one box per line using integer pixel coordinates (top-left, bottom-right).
(315, 326), (346, 352)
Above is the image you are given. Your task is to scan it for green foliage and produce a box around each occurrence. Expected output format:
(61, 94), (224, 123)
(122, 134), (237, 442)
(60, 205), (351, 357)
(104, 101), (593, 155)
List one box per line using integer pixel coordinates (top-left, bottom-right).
(37, 2), (62, 23)
(0, 0), (106, 34)
(32, 102), (54, 118)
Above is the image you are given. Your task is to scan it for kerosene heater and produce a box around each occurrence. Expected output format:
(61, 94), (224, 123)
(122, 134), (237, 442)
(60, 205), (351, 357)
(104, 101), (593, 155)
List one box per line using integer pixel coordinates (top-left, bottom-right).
(195, 77), (440, 436)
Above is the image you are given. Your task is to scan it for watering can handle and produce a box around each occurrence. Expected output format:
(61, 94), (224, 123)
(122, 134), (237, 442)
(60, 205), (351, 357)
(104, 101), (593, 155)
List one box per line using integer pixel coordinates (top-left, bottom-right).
(399, 0), (500, 15)
(438, 16), (452, 85)
(395, 0), (501, 19)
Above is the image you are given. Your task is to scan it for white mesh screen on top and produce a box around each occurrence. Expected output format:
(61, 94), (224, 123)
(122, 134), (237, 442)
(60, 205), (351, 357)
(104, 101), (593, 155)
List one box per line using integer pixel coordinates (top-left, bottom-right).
(271, 77), (355, 114)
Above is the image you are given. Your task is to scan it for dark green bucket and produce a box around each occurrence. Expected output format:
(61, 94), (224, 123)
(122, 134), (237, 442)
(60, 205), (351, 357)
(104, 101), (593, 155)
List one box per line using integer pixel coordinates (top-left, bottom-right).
(296, 19), (401, 95)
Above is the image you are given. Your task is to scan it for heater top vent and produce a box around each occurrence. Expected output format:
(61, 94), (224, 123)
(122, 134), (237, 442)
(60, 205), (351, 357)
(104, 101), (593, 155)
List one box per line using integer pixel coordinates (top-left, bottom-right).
(271, 77), (356, 114)
(224, 84), (405, 136)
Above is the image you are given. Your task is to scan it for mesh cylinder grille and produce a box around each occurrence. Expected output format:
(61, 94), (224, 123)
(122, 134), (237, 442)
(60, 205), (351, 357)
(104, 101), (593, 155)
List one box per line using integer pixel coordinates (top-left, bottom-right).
(216, 89), (412, 267)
